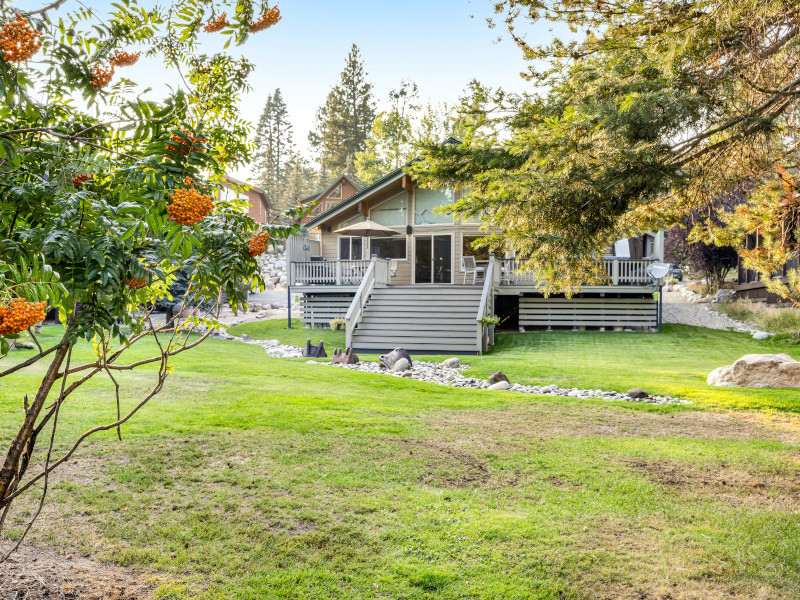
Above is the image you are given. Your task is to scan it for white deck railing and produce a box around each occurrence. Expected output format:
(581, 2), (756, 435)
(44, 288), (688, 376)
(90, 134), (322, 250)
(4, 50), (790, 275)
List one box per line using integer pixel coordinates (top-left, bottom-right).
(289, 259), (372, 286)
(501, 257), (655, 286)
(345, 258), (391, 348)
(476, 255), (497, 354)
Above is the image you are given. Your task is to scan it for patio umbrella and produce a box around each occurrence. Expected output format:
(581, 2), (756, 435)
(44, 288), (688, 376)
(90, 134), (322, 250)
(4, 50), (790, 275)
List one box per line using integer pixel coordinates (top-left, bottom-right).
(334, 219), (400, 238)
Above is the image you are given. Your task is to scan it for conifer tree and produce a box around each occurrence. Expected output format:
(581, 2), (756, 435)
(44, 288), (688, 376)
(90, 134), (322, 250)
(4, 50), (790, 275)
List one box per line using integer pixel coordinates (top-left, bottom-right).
(253, 89), (294, 212)
(309, 45), (376, 178)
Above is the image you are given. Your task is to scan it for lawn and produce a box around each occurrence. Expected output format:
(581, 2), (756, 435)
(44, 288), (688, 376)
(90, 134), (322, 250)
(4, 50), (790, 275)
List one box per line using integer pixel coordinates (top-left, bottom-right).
(0, 323), (799, 599)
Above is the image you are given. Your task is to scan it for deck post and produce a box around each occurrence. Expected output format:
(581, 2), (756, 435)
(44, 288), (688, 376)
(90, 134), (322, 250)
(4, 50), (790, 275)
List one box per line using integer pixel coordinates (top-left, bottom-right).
(335, 261), (343, 286)
(611, 259), (620, 285)
(287, 284), (292, 329)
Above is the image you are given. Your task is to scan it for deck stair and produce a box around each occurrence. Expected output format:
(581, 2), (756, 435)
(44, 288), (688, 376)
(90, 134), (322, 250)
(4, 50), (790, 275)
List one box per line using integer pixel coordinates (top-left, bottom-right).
(351, 285), (483, 353)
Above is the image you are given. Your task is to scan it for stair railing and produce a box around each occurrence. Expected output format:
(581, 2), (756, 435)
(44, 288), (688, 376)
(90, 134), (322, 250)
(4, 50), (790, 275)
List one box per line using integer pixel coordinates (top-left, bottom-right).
(345, 257), (391, 348)
(475, 254), (497, 354)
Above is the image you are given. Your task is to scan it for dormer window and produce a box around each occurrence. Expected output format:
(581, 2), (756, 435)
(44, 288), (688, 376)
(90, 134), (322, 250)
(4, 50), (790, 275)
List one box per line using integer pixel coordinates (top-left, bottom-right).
(328, 183), (343, 199)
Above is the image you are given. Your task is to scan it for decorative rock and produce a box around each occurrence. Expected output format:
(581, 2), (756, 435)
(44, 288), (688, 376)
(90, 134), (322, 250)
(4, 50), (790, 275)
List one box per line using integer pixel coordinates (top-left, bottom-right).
(488, 372), (510, 386)
(239, 333), (253, 342)
(332, 347), (359, 365)
(380, 347), (413, 370)
(626, 388), (649, 399)
(715, 289), (736, 303)
(751, 331), (771, 340)
(303, 339), (327, 358)
(707, 353), (800, 388)
(487, 380), (510, 391)
(392, 358), (411, 372)
(443, 357), (461, 368)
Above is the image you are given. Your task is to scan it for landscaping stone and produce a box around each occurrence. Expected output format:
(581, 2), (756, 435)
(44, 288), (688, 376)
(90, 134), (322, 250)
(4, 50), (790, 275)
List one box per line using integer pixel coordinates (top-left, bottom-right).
(443, 357), (461, 368)
(392, 358), (411, 372)
(715, 289), (736, 303)
(626, 388), (649, 398)
(488, 372), (510, 385)
(487, 380), (510, 391)
(320, 360), (691, 405)
(707, 353), (800, 388)
(751, 331), (771, 340)
(380, 347), (413, 369)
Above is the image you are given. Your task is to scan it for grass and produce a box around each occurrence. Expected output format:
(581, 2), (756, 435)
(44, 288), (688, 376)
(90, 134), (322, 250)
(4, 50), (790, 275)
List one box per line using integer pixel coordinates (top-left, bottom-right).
(0, 323), (799, 599)
(713, 300), (800, 335)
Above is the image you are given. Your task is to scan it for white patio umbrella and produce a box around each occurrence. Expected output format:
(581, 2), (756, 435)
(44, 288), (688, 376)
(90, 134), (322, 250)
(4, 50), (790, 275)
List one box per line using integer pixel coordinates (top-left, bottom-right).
(334, 218), (400, 238)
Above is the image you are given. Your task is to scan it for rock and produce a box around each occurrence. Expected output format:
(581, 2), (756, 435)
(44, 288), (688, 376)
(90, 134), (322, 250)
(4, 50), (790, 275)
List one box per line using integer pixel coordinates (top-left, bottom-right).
(626, 388), (649, 398)
(487, 380), (510, 391)
(752, 331), (771, 340)
(380, 347), (413, 369)
(331, 347), (358, 365)
(488, 372), (510, 385)
(707, 353), (800, 388)
(270, 303), (283, 310)
(239, 334), (253, 342)
(392, 358), (411, 372)
(443, 357), (461, 368)
(715, 289), (736, 303)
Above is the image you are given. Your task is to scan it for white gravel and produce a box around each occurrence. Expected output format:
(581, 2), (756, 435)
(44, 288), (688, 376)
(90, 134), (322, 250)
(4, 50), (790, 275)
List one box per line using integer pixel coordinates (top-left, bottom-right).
(662, 291), (757, 333)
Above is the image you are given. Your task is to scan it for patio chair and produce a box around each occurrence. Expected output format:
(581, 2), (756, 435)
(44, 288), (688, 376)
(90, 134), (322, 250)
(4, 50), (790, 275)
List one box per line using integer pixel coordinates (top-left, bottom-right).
(460, 255), (485, 285)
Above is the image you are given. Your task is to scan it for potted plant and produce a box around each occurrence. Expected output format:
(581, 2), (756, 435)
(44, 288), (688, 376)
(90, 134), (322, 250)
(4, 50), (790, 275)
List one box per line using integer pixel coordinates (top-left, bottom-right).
(480, 315), (500, 345)
(329, 316), (346, 331)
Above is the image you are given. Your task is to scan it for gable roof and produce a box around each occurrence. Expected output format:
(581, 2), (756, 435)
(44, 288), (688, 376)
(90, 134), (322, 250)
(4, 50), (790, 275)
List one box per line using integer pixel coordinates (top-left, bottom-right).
(298, 173), (367, 206)
(305, 164), (410, 228)
(222, 176), (269, 204)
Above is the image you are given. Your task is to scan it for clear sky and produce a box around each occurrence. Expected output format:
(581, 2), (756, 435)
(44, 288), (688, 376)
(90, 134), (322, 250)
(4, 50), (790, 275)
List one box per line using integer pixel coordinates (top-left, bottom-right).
(83, 1), (549, 180)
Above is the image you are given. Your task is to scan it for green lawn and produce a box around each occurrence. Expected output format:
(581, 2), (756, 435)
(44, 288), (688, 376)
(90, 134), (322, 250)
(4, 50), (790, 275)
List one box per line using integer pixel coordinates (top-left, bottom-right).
(0, 323), (798, 599)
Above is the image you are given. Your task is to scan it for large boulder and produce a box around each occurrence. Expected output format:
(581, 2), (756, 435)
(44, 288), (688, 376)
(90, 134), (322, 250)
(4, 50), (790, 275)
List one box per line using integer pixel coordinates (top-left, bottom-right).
(392, 358), (411, 372)
(715, 289), (736, 303)
(707, 354), (800, 388)
(488, 372), (509, 385)
(380, 347), (412, 370)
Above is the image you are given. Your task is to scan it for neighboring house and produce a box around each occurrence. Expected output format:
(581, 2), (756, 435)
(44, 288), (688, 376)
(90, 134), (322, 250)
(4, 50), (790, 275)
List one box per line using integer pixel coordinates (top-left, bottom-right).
(298, 174), (366, 224)
(736, 232), (799, 303)
(286, 164), (666, 354)
(216, 176), (270, 224)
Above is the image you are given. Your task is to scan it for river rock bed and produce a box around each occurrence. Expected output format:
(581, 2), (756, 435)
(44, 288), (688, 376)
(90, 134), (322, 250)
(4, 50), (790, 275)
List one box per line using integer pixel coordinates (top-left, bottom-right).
(322, 360), (692, 405)
(210, 330), (304, 358)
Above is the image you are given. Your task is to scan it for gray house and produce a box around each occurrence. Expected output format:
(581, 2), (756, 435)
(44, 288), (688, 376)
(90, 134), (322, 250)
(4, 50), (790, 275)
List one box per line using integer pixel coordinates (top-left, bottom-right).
(286, 166), (665, 354)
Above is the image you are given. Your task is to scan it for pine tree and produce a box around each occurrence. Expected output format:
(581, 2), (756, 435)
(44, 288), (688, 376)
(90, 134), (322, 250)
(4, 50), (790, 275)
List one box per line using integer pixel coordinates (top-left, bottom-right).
(309, 44), (376, 177)
(283, 152), (321, 206)
(253, 88), (294, 212)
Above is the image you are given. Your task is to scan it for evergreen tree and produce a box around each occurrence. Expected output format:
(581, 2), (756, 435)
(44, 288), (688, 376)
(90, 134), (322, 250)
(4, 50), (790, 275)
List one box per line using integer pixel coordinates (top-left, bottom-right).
(253, 88), (294, 212)
(283, 152), (322, 206)
(309, 44), (376, 177)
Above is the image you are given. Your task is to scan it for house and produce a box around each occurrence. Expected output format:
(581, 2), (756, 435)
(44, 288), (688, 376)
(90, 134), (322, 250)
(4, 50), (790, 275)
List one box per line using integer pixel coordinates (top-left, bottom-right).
(217, 176), (270, 224)
(298, 174), (366, 224)
(736, 231), (799, 303)
(286, 165), (666, 354)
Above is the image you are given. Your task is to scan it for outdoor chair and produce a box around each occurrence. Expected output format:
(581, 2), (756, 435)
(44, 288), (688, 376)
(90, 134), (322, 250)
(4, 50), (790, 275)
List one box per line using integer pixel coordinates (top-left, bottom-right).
(389, 259), (399, 278)
(460, 255), (485, 285)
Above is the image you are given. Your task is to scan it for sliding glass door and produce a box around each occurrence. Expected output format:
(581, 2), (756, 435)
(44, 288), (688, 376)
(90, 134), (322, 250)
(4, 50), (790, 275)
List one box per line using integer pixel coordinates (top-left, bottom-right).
(414, 235), (452, 284)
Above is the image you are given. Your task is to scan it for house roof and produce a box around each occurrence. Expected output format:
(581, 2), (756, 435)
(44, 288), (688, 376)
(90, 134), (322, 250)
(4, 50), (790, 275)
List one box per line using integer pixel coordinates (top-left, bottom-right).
(298, 173), (367, 206)
(222, 176), (269, 204)
(305, 164), (410, 228)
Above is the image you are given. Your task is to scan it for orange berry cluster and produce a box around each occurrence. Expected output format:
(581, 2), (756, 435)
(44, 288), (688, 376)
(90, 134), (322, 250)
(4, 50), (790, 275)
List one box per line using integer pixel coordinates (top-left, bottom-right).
(72, 173), (92, 187)
(0, 14), (42, 63)
(165, 130), (207, 158)
(125, 275), (147, 288)
(91, 63), (114, 89)
(0, 298), (47, 335)
(249, 6), (281, 32)
(204, 13), (228, 32)
(167, 180), (214, 226)
(248, 231), (270, 256)
(110, 51), (141, 67)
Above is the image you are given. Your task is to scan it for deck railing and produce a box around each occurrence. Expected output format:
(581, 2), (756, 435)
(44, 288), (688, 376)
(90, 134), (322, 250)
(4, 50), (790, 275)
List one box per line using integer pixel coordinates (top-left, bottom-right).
(289, 259), (372, 286)
(345, 258), (391, 348)
(501, 257), (655, 286)
(476, 255), (497, 354)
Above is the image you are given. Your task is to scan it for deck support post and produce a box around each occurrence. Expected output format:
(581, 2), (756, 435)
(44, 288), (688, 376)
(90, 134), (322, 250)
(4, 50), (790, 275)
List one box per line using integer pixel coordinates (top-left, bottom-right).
(287, 285), (292, 329)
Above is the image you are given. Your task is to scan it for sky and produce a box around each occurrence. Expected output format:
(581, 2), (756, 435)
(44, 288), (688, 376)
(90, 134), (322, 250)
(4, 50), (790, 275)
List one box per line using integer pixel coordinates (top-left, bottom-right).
(81, 0), (553, 181)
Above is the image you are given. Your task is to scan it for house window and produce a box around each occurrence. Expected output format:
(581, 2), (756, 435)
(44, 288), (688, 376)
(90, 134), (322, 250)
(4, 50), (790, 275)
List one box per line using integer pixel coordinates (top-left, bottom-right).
(328, 183), (343, 199)
(371, 192), (407, 227)
(339, 236), (363, 260)
(371, 237), (406, 260)
(461, 235), (492, 261)
(415, 188), (454, 225)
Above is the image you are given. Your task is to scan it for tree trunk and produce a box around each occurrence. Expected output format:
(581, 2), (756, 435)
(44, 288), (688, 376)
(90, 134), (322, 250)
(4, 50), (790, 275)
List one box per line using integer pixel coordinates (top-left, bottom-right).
(0, 338), (70, 502)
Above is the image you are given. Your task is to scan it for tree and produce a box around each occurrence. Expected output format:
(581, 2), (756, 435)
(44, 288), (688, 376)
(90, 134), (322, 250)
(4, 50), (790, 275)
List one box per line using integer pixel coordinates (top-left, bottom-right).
(252, 88), (294, 213)
(309, 44), (375, 178)
(409, 1), (800, 296)
(282, 152), (322, 206)
(0, 1), (304, 559)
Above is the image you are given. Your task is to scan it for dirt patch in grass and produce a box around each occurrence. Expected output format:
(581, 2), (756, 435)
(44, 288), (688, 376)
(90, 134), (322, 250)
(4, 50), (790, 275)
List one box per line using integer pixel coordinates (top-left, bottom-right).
(0, 543), (153, 600)
(424, 403), (800, 446)
(396, 439), (491, 488)
(623, 457), (800, 508)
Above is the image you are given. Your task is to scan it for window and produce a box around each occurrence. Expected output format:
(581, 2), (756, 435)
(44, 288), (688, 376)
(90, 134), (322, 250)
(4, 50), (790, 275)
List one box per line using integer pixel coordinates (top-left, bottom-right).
(461, 235), (492, 261)
(339, 236), (363, 260)
(328, 183), (343, 199)
(371, 192), (407, 226)
(339, 213), (366, 227)
(370, 237), (406, 260)
(415, 188), (454, 225)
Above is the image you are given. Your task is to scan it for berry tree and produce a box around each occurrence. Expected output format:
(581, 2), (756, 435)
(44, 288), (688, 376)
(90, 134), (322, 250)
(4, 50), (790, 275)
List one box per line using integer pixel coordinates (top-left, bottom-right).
(0, 0), (296, 558)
